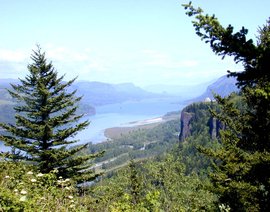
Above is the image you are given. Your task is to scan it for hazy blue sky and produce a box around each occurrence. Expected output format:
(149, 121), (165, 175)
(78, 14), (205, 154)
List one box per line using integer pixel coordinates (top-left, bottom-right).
(0, 0), (269, 86)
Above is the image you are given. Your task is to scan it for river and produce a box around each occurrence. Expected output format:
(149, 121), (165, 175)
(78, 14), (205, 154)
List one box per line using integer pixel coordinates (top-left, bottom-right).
(0, 97), (185, 151)
(74, 97), (185, 144)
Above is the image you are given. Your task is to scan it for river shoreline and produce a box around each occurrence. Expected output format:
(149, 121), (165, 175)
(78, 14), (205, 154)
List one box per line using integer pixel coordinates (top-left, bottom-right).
(104, 113), (180, 140)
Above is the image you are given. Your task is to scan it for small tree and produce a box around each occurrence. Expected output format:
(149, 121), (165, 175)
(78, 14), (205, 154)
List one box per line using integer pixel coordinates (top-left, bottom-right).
(0, 47), (100, 183)
(128, 160), (143, 205)
(183, 2), (270, 211)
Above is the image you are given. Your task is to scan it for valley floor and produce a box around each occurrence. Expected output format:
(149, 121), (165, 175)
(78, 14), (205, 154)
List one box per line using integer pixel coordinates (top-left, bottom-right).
(104, 113), (179, 140)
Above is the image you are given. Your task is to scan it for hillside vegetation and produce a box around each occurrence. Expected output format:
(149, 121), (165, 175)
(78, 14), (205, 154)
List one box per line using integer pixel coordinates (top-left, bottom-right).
(1, 2), (270, 211)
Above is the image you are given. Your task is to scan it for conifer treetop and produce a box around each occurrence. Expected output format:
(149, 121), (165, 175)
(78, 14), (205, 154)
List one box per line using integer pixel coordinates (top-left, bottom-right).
(0, 46), (101, 183)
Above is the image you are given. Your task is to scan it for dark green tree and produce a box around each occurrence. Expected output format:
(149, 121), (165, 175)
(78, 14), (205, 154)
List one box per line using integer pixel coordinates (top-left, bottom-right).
(0, 47), (100, 183)
(128, 160), (143, 205)
(183, 2), (270, 211)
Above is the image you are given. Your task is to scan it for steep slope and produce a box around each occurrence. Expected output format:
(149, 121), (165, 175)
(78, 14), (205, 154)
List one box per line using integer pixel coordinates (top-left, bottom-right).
(193, 75), (238, 101)
(179, 75), (238, 140)
(179, 102), (223, 142)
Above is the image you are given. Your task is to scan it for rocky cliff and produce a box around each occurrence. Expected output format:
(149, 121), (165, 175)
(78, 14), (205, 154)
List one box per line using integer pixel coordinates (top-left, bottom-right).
(179, 110), (193, 141)
(208, 117), (224, 140)
(179, 102), (223, 142)
(179, 74), (238, 142)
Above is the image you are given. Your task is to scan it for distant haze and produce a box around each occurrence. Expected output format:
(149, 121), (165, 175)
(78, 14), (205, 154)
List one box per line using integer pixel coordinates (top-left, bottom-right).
(143, 79), (216, 98)
(0, 0), (269, 86)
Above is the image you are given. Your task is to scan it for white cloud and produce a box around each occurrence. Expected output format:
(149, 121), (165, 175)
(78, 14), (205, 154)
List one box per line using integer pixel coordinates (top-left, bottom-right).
(0, 46), (237, 86)
(142, 49), (198, 69)
(0, 46), (111, 81)
(0, 49), (28, 63)
(45, 46), (90, 63)
(45, 46), (109, 72)
(37, 45), (114, 81)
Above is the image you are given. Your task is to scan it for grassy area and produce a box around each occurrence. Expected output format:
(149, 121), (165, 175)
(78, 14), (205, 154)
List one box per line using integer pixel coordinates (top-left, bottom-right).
(87, 112), (181, 173)
(104, 123), (160, 139)
(104, 111), (180, 140)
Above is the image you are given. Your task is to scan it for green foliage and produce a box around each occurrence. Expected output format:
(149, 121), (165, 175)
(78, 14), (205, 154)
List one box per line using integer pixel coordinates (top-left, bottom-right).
(178, 102), (222, 175)
(0, 161), (96, 211)
(90, 154), (216, 211)
(144, 154), (216, 211)
(0, 47), (100, 183)
(183, 2), (269, 88)
(184, 2), (270, 211)
(180, 129), (216, 175)
(85, 118), (180, 172)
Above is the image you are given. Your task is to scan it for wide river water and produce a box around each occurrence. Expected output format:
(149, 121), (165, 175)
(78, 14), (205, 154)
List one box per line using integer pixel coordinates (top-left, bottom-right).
(0, 97), (185, 151)
(74, 97), (185, 144)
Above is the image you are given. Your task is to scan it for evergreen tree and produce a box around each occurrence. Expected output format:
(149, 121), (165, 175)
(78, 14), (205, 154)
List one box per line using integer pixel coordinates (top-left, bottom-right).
(183, 2), (270, 211)
(128, 160), (143, 205)
(0, 47), (100, 183)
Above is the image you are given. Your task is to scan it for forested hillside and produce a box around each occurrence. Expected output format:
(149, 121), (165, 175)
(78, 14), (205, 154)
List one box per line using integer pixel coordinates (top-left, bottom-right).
(85, 112), (180, 172)
(1, 2), (270, 211)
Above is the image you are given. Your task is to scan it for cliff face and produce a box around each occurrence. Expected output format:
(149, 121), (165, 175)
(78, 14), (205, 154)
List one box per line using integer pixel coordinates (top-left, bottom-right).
(179, 111), (193, 142)
(208, 117), (224, 140)
(179, 102), (223, 142)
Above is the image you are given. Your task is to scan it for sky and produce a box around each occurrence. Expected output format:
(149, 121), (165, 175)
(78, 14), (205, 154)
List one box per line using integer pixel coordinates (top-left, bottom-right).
(0, 0), (269, 87)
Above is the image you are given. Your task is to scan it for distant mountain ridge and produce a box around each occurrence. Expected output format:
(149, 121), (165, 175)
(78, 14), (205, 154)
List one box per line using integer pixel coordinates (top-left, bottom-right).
(179, 75), (239, 146)
(0, 79), (161, 124)
(144, 80), (213, 99)
(0, 79), (159, 106)
(0, 75), (239, 106)
(71, 81), (160, 106)
(192, 75), (239, 102)
(179, 75), (239, 142)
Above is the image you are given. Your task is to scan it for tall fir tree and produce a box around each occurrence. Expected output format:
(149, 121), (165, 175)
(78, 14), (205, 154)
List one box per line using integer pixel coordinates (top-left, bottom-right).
(0, 47), (100, 183)
(183, 2), (270, 211)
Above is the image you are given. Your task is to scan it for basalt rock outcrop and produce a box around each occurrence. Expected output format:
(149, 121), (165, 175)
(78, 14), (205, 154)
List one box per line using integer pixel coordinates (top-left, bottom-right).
(179, 110), (193, 141)
(179, 102), (223, 142)
(208, 117), (224, 140)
